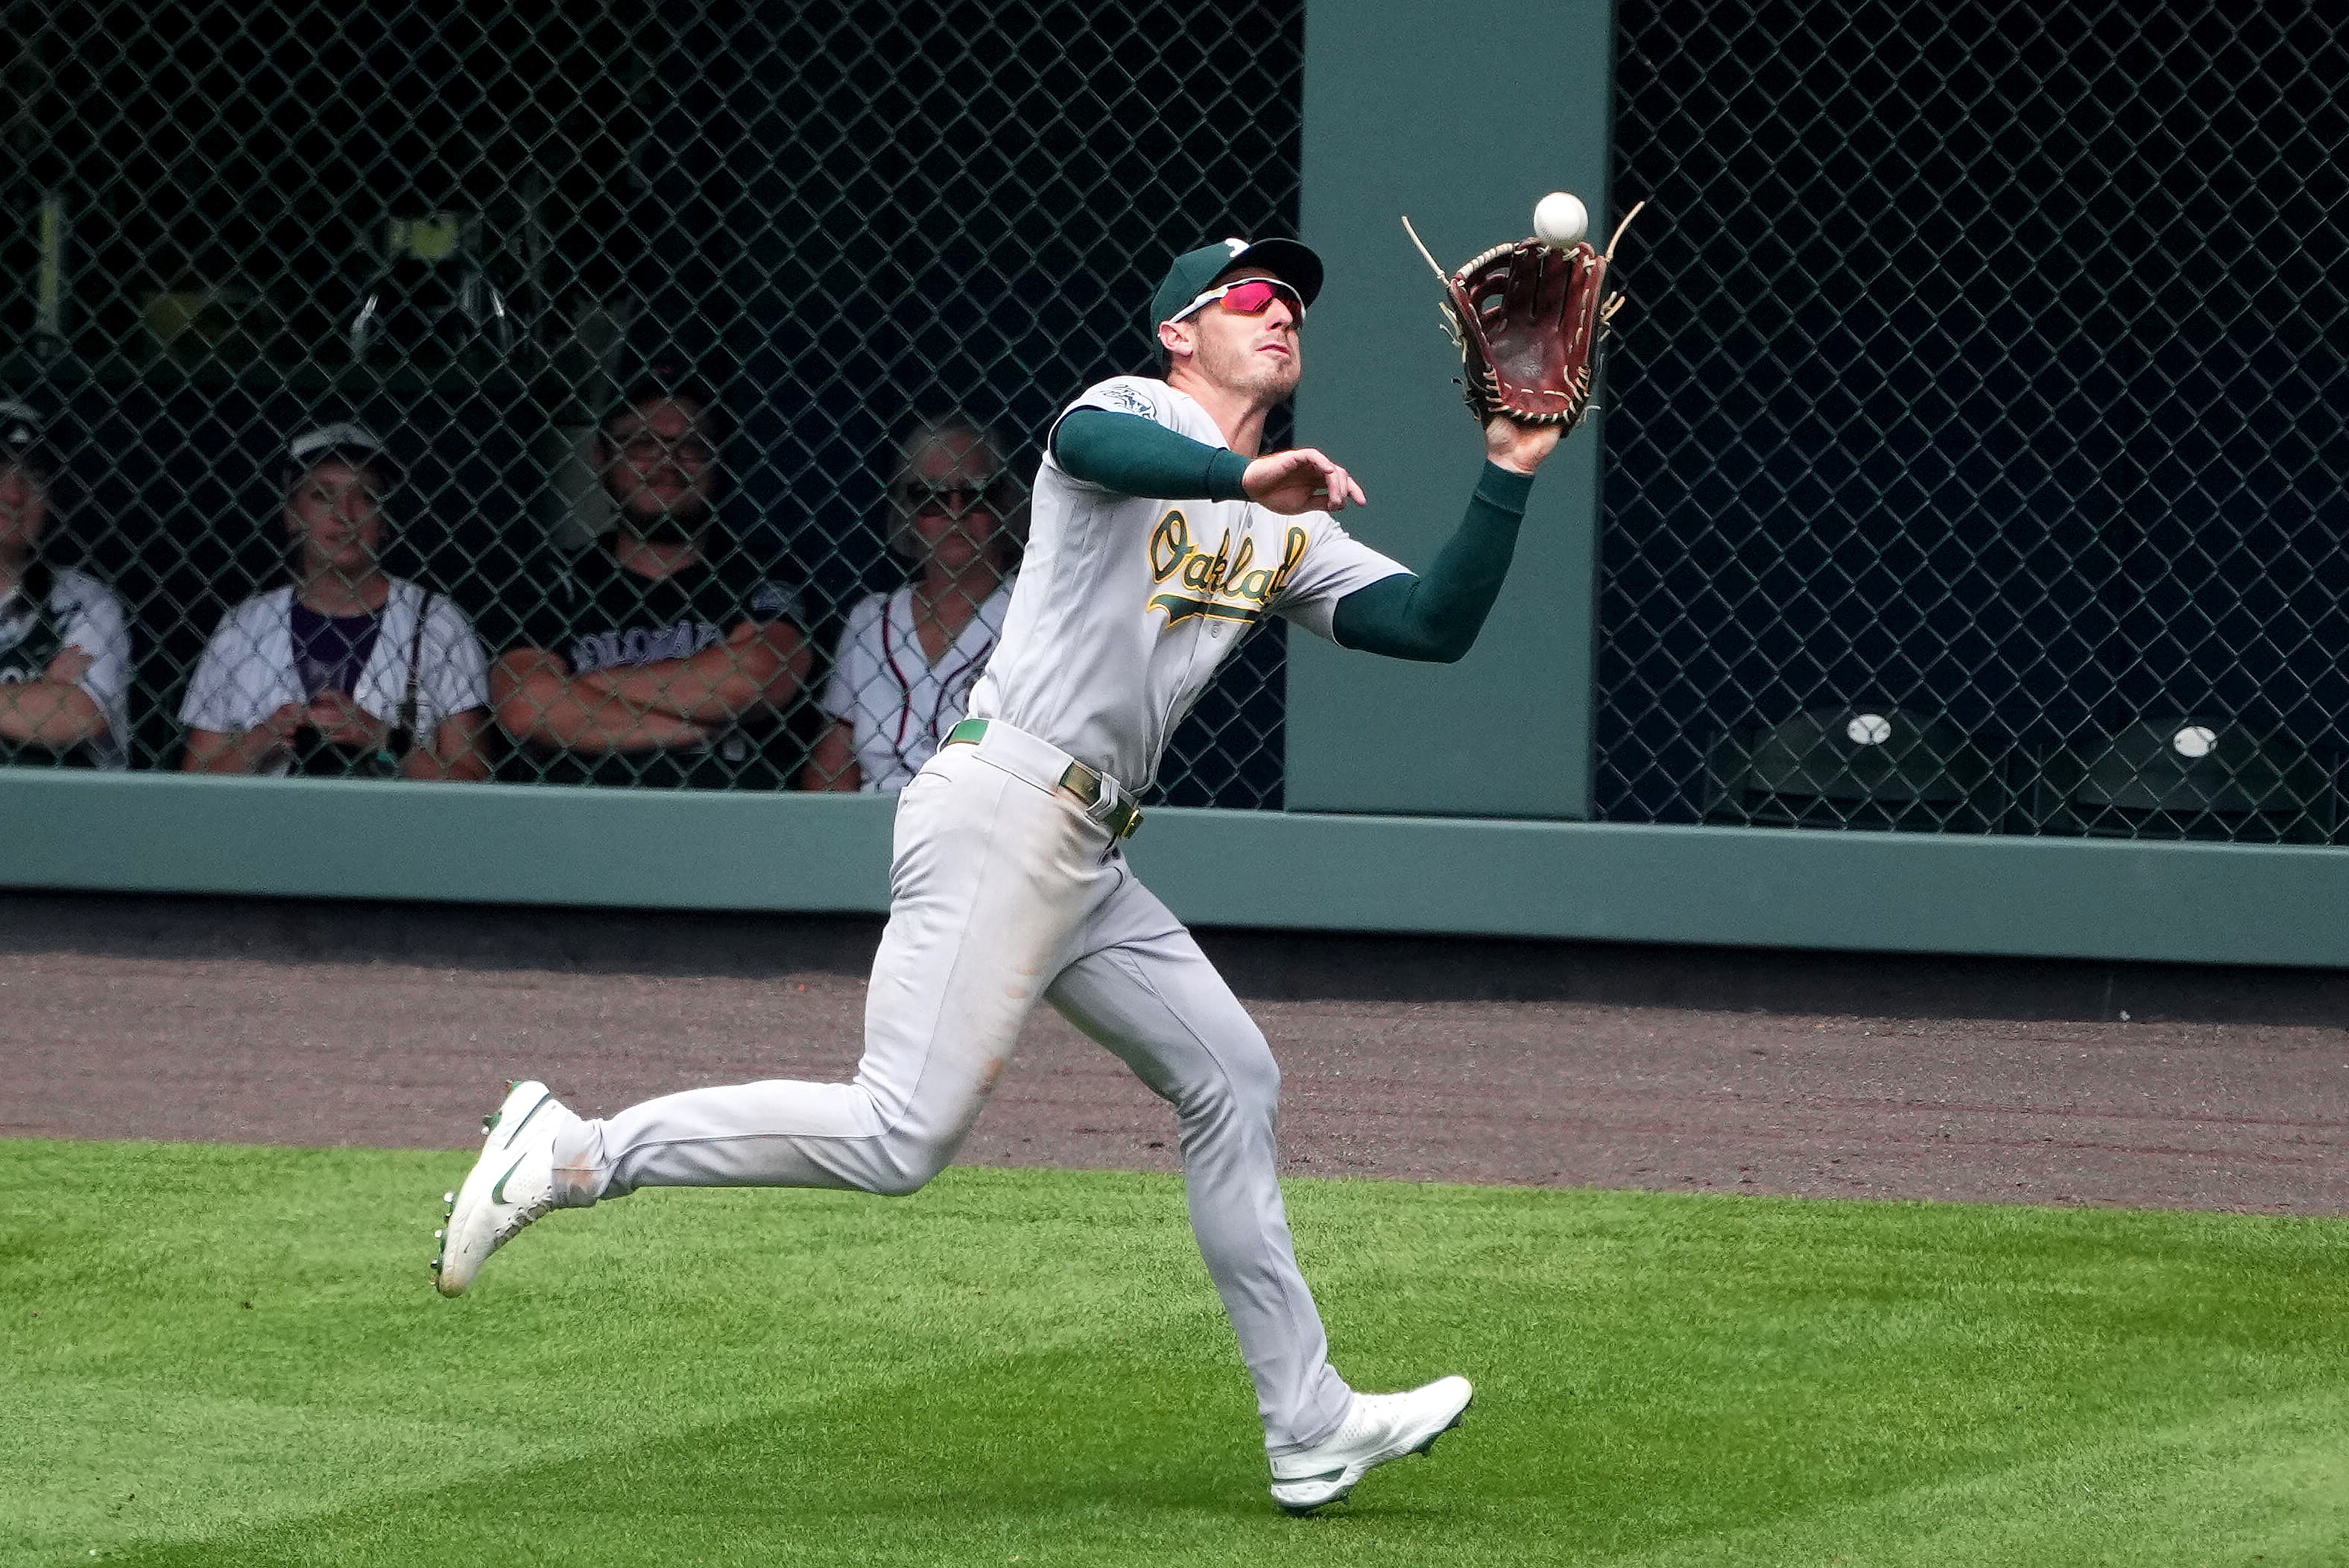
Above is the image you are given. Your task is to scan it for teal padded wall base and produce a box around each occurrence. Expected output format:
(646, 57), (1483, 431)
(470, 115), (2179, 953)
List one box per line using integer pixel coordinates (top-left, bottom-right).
(4, 771), (2345, 970)
(0, 771), (897, 911)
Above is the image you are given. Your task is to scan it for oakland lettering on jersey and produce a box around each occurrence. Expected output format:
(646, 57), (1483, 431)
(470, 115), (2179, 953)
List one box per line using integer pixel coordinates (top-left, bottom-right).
(1145, 508), (1308, 627)
(567, 619), (722, 674)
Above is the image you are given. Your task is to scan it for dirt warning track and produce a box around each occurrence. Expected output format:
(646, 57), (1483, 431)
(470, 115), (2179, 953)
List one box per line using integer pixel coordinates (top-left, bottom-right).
(6, 941), (2344, 1215)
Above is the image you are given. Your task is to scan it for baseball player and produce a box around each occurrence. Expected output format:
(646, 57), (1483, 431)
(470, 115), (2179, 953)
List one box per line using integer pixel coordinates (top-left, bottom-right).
(437, 236), (1565, 1514)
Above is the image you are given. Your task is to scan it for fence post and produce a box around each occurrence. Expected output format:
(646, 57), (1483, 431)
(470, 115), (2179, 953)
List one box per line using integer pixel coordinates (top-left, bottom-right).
(1288, 0), (1615, 819)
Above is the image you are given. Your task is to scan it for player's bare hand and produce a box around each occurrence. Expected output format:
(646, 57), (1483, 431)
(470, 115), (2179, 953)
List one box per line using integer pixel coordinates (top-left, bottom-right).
(1484, 416), (1563, 476)
(1243, 448), (1367, 515)
(305, 690), (386, 748)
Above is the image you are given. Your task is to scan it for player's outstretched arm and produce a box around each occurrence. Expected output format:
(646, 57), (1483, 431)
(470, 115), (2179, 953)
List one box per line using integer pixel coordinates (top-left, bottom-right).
(1327, 417), (1563, 664)
(1055, 408), (1252, 499)
(1055, 410), (1361, 510)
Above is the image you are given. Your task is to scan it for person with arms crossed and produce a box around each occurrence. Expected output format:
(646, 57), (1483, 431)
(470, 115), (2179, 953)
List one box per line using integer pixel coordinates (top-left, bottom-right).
(491, 370), (812, 788)
(437, 238), (1566, 1514)
(0, 400), (133, 770)
(180, 423), (491, 780)
(803, 414), (1022, 791)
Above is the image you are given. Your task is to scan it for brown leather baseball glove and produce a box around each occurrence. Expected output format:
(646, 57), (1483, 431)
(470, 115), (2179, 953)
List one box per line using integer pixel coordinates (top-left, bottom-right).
(1404, 203), (1641, 429)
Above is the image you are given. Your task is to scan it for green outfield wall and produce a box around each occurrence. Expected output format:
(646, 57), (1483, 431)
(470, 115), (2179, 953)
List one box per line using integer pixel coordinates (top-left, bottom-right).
(4, 769), (2347, 970)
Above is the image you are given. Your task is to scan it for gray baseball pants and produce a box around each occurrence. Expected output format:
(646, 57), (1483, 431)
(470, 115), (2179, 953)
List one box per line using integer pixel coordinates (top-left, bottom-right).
(548, 730), (1355, 1453)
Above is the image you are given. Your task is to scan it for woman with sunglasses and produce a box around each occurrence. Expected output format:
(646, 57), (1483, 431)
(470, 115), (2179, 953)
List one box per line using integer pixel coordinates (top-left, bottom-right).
(802, 415), (1022, 791)
(435, 236), (1567, 1519)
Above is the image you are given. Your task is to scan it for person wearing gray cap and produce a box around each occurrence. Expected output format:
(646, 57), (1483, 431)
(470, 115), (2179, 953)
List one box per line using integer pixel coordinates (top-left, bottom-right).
(0, 399), (132, 770)
(179, 421), (490, 780)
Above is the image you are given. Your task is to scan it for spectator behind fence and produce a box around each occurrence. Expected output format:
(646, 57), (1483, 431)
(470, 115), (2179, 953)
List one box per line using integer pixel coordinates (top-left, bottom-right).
(491, 370), (812, 788)
(803, 415), (1022, 791)
(0, 399), (132, 769)
(180, 422), (492, 780)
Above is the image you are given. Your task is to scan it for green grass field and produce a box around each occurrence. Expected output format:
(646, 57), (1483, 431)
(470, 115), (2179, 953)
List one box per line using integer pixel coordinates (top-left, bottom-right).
(4, 1141), (2346, 1567)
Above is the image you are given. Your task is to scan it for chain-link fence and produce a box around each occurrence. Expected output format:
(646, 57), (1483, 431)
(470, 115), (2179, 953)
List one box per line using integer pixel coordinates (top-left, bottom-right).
(1605, 0), (2349, 842)
(0, 0), (1300, 803)
(13, 0), (2346, 840)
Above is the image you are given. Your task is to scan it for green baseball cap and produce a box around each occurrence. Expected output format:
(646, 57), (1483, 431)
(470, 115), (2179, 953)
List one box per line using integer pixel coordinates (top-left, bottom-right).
(1148, 236), (1325, 334)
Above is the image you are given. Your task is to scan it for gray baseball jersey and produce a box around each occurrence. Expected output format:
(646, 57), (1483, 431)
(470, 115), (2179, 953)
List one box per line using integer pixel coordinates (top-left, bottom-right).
(965, 376), (1406, 792)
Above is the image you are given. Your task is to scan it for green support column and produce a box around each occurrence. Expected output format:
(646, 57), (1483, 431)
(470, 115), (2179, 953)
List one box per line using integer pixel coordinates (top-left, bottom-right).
(1289, 0), (1616, 818)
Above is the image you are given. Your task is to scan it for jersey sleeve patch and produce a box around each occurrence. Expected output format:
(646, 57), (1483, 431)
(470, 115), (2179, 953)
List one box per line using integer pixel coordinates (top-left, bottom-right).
(1062, 376), (1168, 429)
(1093, 382), (1157, 419)
(1044, 376), (1177, 483)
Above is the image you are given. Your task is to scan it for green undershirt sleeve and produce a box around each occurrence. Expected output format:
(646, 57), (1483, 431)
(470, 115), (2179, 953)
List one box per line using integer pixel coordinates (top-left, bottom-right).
(1329, 462), (1535, 663)
(1053, 408), (1253, 501)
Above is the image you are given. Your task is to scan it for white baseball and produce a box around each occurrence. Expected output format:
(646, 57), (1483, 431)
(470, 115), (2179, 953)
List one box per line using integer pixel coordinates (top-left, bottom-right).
(1846, 713), (1893, 746)
(2172, 724), (2218, 759)
(1533, 191), (1588, 248)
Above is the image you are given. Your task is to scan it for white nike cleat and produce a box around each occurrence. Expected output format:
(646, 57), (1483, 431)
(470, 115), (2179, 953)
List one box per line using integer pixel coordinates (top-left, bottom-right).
(1268, 1375), (1474, 1515)
(431, 1079), (581, 1297)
